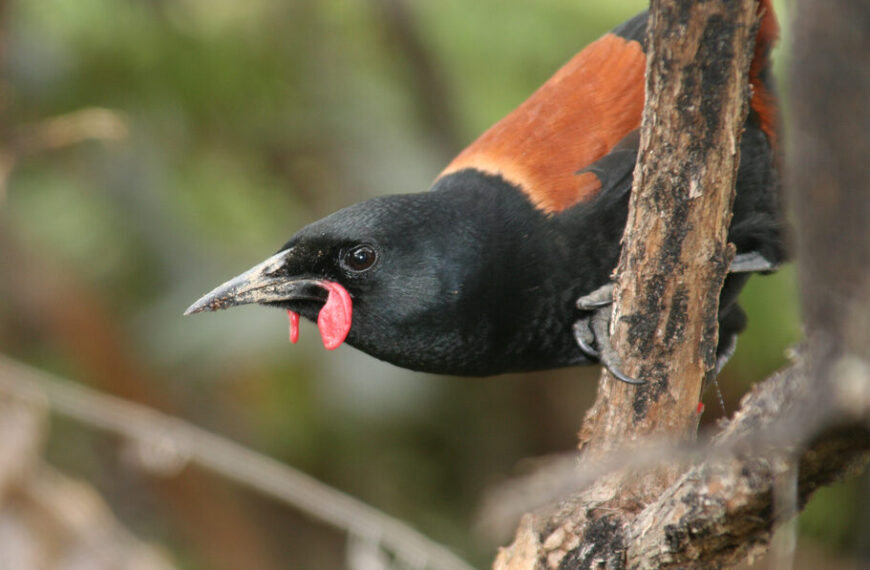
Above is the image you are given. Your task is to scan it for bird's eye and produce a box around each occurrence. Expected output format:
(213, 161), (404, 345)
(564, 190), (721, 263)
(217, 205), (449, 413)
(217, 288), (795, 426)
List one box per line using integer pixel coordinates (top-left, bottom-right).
(342, 244), (377, 273)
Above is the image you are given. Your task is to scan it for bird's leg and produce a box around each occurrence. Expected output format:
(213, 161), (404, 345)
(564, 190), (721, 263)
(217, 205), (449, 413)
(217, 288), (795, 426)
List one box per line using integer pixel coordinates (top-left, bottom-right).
(573, 251), (775, 385)
(574, 282), (645, 385)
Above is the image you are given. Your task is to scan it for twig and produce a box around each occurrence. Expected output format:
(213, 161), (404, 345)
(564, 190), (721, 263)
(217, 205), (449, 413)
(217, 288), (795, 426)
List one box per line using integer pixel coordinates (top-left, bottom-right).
(0, 107), (128, 206)
(0, 355), (475, 570)
(12, 107), (128, 156)
(769, 460), (798, 570)
(368, 0), (462, 158)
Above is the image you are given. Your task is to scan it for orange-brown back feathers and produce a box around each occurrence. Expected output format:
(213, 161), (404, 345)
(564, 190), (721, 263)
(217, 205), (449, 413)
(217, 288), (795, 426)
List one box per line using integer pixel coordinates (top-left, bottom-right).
(751, 0), (780, 148)
(439, 5), (779, 214)
(439, 33), (646, 214)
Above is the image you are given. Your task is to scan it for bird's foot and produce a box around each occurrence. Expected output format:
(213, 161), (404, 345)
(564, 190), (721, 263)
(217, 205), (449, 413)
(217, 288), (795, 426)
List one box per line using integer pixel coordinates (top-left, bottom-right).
(573, 250), (775, 386)
(574, 283), (645, 385)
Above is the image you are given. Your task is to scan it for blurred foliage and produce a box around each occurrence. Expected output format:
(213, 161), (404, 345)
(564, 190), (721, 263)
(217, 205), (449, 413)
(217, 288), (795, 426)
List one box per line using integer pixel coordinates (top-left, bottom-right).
(0, 0), (864, 569)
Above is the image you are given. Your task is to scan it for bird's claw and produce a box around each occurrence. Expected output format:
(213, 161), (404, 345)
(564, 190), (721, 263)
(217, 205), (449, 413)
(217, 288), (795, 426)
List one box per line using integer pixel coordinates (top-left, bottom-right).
(572, 251), (775, 386)
(574, 283), (646, 385)
(572, 319), (599, 358)
(576, 282), (616, 310)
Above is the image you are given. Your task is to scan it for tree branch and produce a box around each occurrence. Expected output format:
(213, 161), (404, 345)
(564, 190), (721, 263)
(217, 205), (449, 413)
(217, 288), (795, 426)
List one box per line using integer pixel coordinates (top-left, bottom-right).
(0, 356), (475, 570)
(625, 360), (870, 568)
(493, 0), (870, 567)
(580, 0), (757, 457)
(492, 356), (870, 569)
(789, 0), (870, 359)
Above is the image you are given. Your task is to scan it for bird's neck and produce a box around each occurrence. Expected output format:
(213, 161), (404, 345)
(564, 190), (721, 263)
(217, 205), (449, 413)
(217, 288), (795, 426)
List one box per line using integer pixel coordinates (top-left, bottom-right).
(417, 170), (628, 374)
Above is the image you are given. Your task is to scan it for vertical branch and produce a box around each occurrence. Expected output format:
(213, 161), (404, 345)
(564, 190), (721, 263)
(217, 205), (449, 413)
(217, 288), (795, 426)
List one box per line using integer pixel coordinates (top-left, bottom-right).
(369, 0), (463, 159)
(0, 0), (13, 201)
(580, 0), (758, 458)
(494, 4), (767, 567)
(789, 0), (870, 363)
(494, 3), (870, 567)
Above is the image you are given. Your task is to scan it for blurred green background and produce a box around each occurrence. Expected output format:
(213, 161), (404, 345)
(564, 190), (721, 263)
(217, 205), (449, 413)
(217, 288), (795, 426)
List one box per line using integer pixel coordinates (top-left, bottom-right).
(0, 0), (865, 568)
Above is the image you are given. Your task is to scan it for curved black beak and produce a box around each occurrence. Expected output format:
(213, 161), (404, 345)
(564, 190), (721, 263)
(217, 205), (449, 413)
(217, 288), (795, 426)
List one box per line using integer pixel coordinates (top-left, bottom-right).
(184, 250), (323, 315)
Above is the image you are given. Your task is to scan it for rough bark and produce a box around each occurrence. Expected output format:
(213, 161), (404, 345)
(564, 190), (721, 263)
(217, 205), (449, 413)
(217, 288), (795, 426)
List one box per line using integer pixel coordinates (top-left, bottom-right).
(572, 0), (758, 523)
(493, 0), (870, 568)
(579, 0), (757, 457)
(493, 360), (870, 570)
(494, 2), (760, 566)
(624, 361), (870, 569)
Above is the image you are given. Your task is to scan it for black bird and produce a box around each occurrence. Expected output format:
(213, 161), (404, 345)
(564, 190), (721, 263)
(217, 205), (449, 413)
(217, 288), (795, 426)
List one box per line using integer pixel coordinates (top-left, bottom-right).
(186, 6), (785, 382)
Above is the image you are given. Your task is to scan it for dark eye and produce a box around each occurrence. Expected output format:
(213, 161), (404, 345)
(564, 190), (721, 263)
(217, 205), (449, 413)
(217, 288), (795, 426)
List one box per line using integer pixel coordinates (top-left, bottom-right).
(342, 244), (378, 273)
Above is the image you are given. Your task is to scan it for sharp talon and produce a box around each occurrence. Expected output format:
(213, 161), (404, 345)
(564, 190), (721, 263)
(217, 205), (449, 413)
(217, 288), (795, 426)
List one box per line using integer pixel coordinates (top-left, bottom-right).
(573, 320), (599, 358)
(603, 361), (647, 385)
(589, 307), (646, 386)
(575, 282), (645, 385)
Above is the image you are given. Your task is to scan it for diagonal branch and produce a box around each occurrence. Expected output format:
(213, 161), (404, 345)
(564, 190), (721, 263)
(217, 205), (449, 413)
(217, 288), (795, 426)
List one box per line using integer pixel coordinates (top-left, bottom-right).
(626, 358), (870, 568)
(0, 356), (475, 570)
(491, 356), (870, 569)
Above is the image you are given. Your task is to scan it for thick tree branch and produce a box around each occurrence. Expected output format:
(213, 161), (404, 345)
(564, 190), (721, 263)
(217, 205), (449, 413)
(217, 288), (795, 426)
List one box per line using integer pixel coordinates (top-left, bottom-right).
(789, 0), (870, 359)
(493, 0), (870, 567)
(580, 0), (757, 457)
(625, 360), (870, 568)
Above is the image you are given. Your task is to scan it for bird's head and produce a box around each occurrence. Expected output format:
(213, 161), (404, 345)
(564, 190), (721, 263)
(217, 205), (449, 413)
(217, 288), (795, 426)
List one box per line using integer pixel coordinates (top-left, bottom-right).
(185, 178), (508, 373)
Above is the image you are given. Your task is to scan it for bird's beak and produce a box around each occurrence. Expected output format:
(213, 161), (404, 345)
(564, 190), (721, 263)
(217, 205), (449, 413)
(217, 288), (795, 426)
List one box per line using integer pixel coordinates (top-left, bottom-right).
(184, 250), (323, 315)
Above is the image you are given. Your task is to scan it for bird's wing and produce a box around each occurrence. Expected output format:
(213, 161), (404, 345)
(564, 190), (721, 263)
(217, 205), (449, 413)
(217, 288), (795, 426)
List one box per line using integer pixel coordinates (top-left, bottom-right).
(436, 4), (778, 215)
(575, 128), (638, 199)
(437, 14), (648, 213)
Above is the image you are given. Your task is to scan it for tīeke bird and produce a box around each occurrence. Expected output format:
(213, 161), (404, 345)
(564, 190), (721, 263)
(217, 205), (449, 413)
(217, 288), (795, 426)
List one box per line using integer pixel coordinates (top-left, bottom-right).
(186, 5), (786, 383)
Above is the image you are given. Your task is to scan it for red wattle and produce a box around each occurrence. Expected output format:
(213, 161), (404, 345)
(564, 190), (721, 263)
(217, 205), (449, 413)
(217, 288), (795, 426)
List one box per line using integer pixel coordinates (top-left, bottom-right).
(316, 282), (353, 350)
(287, 310), (300, 344)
